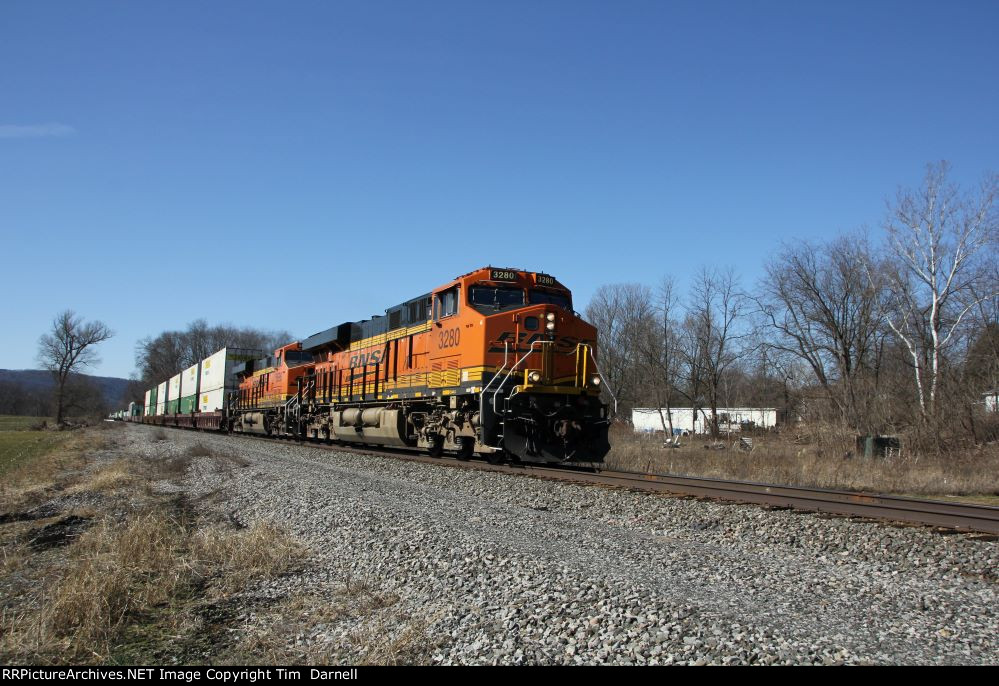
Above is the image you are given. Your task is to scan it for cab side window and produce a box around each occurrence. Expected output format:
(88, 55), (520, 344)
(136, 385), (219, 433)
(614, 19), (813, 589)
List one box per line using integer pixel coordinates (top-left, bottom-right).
(434, 287), (459, 320)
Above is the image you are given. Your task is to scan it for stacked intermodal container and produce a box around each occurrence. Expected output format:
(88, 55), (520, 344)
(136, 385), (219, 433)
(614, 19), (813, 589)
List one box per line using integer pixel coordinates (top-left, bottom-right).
(198, 347), (264, 412)
(144, 388), (155, 416)
(180, 362), (200, 413)
(167, 374), (182, 414)
(156, 381), (167, 415)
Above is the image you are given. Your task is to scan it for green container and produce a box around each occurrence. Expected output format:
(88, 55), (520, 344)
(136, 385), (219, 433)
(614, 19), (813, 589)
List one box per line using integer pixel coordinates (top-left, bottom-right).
(166, 399), (180, 414)
(180, 395), (198, 414)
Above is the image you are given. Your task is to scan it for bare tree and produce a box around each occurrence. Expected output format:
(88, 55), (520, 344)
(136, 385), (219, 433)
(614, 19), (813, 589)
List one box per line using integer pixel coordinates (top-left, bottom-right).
(37, 310), (114, 424)
(634, 277), (683, 436)
(880, 162), (998, 419)
(584, 283), (651, 417)
(135, 320), (292, 385)
(683, 268), (748, 437)
(757, 236), (888, 430)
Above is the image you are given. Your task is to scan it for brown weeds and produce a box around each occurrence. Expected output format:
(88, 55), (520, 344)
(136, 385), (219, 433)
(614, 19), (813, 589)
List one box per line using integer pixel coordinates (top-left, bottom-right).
(0, 428), (306, 664)
(606, 425), (999, 496)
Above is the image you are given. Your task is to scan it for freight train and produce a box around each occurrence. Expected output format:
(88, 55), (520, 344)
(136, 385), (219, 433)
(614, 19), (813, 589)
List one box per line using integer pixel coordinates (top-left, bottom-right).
(119, 267), (612, 464)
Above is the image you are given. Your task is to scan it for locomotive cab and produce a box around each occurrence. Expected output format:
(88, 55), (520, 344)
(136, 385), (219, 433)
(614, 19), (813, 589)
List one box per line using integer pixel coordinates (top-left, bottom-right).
(426, 268), (610, 463)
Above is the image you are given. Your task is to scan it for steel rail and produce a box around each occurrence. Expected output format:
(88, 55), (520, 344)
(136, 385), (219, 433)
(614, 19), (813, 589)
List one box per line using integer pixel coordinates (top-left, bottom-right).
(140, 423), (999, 535)
(524, 467), (999, 535)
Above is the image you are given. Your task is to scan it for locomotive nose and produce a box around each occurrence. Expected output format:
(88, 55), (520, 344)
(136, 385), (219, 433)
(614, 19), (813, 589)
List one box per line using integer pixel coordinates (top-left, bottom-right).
(501, 395), (610, 464)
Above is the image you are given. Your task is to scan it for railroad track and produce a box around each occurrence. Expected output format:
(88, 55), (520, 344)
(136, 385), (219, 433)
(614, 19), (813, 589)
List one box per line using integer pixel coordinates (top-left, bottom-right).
(142, 423), (999, 536)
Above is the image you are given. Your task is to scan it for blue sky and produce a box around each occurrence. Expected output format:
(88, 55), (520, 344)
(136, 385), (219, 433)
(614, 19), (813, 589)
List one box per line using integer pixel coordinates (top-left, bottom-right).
(2, 0), (997, 379)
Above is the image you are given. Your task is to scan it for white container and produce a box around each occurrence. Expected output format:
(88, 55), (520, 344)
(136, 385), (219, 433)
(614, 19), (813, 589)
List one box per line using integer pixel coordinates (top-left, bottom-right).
(156, 381), (167, 415)
(180, 362), (201, 412)
(198, 387), (227, 413)
(168, 374), (182, 411)
(198, 347), (265, 412)
(181, 362), (200, 398)
(144, 389), (153, 416)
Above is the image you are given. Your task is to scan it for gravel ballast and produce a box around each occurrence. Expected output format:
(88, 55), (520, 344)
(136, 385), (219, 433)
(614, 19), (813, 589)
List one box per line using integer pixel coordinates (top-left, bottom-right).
(120, 424), (998, 665)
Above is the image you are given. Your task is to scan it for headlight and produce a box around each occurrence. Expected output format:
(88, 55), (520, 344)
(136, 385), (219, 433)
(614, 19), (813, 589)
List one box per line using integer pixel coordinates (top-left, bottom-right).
(590, 374), (601, 386)
(545, 321), (556, 331)
(528, 371), (542, 383)
(546, 312), (556, 322)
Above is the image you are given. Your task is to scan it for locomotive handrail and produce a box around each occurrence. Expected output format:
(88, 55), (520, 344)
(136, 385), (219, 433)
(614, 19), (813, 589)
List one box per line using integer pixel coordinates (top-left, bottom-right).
(478, 341), (510, 450)
(480, 342), (510, 398)
(285, 379), (315, 414)
(491, 340), (545, 414)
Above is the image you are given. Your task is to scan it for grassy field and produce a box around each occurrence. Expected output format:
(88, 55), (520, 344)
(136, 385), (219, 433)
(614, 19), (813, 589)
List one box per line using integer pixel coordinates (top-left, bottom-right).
(0, 416), (66, 478)
(0, 416), (50, 431)
(606, 426), (999, 502)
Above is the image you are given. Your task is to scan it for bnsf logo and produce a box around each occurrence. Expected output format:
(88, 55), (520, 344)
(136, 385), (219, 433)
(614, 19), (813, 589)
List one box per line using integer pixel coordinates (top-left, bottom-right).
(348, 350), (384, 368)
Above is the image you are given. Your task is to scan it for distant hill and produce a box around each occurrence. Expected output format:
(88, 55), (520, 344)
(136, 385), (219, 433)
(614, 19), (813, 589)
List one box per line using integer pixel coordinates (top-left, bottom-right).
(0, 369), (132, 407)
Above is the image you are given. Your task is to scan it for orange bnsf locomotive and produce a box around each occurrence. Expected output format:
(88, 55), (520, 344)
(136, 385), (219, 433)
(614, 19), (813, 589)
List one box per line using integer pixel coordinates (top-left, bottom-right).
(228, 267), (610, 464)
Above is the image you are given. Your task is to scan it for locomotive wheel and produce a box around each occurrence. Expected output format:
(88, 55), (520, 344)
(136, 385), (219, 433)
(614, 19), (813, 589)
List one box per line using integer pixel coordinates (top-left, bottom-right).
(456, 437), (474, 461)
(485, 450), (504, 465)
(428, 436), (444, 458)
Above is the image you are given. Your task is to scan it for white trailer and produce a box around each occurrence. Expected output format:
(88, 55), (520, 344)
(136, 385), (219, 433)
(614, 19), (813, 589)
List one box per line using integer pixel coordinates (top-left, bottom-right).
(632, 407), (779, 434)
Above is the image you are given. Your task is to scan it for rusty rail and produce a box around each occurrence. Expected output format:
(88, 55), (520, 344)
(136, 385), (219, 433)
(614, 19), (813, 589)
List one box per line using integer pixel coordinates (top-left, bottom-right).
(523, 467), (999, 535)
(143, 424), (999, 535)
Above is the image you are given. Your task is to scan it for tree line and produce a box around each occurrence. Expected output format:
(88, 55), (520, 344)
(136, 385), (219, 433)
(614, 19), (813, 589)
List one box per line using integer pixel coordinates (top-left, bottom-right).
(585, 162), (999, 450)
(18, 312), (290, 423)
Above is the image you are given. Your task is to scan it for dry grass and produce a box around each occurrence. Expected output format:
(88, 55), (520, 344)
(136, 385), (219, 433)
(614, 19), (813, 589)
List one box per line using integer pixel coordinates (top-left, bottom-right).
(1, 423), (427, 665)
(24, 510), (189, 659)
(70, 459), (142, 494)
(607, 426), (999, 497)
(192, 521), (306, 596)
(0, 428), (307, 665)
(1, 507), (306, 663)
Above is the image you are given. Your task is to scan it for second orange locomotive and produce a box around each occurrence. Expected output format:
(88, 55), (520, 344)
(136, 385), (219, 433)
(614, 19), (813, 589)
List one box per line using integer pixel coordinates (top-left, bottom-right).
(230, 267), (610, 464)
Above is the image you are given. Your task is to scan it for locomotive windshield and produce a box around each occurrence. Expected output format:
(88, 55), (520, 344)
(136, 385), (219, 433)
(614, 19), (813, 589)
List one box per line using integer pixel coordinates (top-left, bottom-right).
(528, 289), (572, 310)
(284, 350), (314, 366)
(469, 285), (525, 313)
